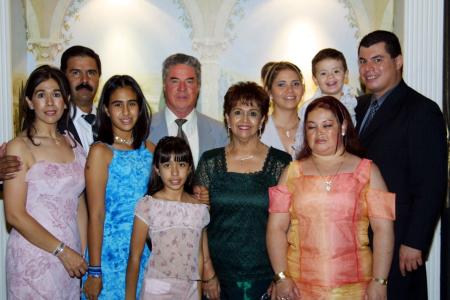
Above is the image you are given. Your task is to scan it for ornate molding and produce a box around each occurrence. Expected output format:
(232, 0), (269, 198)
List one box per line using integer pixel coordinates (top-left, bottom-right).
(337, 0), (361, 38)
(24, 0), (85, 64)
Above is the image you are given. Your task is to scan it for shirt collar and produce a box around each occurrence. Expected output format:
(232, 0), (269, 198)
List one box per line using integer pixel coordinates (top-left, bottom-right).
(371, 82), (400, 106)
(165, 107), (197, 126)
(70, 104), (97, 121)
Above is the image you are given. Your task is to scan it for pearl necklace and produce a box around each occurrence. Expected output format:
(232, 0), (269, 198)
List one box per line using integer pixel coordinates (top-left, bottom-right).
(114, 135), (133, 146)
(311, 155), (345, 192)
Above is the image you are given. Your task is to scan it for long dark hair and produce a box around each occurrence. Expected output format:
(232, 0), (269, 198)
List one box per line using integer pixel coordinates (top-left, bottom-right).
(148, 137), (194, 195)
(297, 96), (363, 160)
(21, 65), (71, 146)
(97, 75), (151, 149)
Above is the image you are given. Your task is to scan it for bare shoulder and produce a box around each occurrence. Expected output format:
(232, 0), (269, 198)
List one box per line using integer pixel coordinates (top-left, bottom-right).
(6, 136), (27, 154)
(145, 140), (155, 153)
(6, 136), (32, 164)
(86, 143), (113, 164)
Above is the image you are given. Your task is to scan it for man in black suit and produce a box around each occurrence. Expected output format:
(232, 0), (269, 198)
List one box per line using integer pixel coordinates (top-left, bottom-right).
(356, 30), (447, 299)
(0, 45), (101, 180)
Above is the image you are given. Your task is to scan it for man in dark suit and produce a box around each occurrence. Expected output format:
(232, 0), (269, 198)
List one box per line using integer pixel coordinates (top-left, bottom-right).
(0, 45), (101, 180)
(149, 53), (227, 166)
(356, 30), (447, 299)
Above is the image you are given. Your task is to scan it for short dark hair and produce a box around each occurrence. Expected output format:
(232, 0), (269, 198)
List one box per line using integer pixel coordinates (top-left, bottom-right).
(311, 48), (348, 75)
(297, 96), (363, 160)
(97, 75), (151, 149)
(358, 30), (402, 59)
(21, 65), (71, 146)
(60, 45), (102, 76)
(148, 136), (195, 195)
(223, 81), (270, 132)
(162, 53), (201, 85)
(262, 61), (303, 92)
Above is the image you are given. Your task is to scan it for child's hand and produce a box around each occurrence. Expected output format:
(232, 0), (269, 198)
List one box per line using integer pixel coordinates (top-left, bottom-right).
(202, 274), (220, 299)
(193, 185), (209, 205)
(84, 276), (103, 300)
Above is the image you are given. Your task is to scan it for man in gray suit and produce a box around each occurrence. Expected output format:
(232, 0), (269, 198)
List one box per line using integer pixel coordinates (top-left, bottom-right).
(150, 53), (228, 165)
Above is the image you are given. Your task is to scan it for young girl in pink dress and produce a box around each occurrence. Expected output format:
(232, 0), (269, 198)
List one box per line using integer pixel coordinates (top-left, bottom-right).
(126, 136), (210, 300)
(4, 65), (87, 299)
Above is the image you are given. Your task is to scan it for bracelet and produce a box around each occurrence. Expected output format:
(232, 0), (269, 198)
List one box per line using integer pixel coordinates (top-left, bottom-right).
(372, 277), (388, 286)
(52, 242), (65, 257)
(202, 273), (216, 283)
(88, 265), (102, 278)
(273, 271), (288, 284)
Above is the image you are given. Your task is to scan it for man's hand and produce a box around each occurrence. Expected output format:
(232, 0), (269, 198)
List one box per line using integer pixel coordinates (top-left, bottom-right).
(399, 244), (423, 276)
(0, 143), (22, 180)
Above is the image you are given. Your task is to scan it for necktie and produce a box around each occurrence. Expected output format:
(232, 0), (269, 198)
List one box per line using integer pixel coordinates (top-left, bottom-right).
(175, 119), (189, 145)
(82, 113), (98, 139)
(359, 100), (379, 135)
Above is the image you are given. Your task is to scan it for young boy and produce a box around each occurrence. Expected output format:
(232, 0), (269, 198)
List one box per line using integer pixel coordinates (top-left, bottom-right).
(300, 48), (357, 124)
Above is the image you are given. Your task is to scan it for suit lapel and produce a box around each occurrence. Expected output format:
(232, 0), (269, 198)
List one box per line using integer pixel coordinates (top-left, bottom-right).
(67, 118), (82, 144)
(197, 113), (212, 156)
(355, 95), (371, 132)
(359, 80), (407, 143)
(150, 111), (169, 143)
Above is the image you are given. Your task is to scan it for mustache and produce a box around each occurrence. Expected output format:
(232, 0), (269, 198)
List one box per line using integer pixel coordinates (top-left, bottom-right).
(75, 83), (94, 92)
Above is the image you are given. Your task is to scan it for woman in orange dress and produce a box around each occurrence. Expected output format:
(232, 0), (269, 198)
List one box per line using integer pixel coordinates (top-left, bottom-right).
(266, 96), (395, 300)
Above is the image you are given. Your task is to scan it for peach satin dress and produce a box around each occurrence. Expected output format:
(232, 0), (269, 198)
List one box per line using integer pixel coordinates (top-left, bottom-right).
(269, 159), (395, 300)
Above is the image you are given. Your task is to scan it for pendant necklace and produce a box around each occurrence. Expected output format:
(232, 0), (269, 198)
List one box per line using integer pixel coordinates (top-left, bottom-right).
(114, 135), (133, 146)
(275, 118), (299, 138)
(311, 155), (345, 192)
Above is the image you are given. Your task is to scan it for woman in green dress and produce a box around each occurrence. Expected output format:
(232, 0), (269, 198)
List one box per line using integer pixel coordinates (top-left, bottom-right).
(195, 81), (291, 299)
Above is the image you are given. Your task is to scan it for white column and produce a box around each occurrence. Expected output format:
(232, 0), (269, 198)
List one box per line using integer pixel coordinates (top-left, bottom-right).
(401, 1), (444, 299)
(0, 0), (13, 298)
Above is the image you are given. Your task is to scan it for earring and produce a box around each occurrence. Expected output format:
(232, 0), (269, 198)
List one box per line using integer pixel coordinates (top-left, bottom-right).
(227, 126), (231, 137)
(342, 132), (346, 136)
(258, 126), (262, 138)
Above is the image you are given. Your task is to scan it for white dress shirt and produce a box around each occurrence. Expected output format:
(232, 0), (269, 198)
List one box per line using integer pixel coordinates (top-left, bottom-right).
(71, 105), (96, 154)
(165, 108), (200, 166)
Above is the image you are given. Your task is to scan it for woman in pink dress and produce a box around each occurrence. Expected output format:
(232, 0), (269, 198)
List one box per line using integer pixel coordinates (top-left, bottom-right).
(267, 96), (395, 300)
(4, 65), (88, 299)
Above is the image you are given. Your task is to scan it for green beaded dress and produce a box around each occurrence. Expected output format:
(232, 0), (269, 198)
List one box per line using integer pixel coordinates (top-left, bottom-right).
(195, 147), (291, 300)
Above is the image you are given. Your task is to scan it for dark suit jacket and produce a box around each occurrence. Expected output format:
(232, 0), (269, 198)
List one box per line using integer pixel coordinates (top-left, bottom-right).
(356, 80), (447, 255)
(149, 110), (228, 161)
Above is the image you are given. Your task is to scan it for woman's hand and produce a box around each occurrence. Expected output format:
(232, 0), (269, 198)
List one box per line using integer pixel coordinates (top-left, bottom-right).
(193, 185), (209, 205)
(202, 275), (220, 300)
(84, 276), (103, 300)
(273, 278), (300, 300)
(365, 280), (387, 300)
(57, 246), (87, 278)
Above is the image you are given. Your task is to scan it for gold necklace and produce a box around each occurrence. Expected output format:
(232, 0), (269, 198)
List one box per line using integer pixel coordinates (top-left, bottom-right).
(236, 155), (254, 166)
(275, 119), (299, 138)
(311, 155), (345, 192)
(34, 135), (62, 145)
(114, 135), (133, 146)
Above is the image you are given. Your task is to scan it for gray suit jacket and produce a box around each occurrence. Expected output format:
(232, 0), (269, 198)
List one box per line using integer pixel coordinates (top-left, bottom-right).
(149, 110), (228, 161)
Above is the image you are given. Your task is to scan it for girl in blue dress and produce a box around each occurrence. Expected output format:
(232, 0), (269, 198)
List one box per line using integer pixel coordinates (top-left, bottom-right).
(83, 75), (154, 299)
